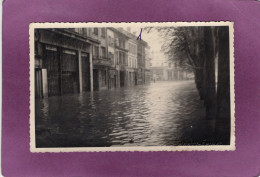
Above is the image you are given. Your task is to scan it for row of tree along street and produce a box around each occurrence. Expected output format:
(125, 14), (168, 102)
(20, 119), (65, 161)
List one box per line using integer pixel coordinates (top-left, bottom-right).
(146, 26), (231, 144)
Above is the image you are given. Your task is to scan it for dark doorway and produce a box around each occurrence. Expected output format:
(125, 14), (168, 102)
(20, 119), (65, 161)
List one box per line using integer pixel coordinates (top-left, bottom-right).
(43, 46), (80, 97)
(44, 46), (60, 97)
(93, 69), (99, 91)
(120, 71), (125, 87)
(82, 53), (91, 91)
(114, 75), (117, 88)
(134, 72), (137, 85)
(61, 49), (79, 95)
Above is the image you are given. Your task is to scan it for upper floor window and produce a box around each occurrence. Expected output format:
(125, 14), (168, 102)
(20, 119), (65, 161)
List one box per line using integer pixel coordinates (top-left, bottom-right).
(115, 38), (119, 46)
(116, 51), (119, 64)
(67, 28), (75, 32)
(109, 52), (114, 65)
(75, 28), (83, 34)
(101, 28), (106, 38)
(94, 28), (99, 35)
(119, 52), (122, 64)
(119, 40), (125, 49)
(101, 47), (106, 58)
(82, 28), (88, 36)
(108, 36), (111, 43)
(129, 43), (137, 54)
(93, 46), (99, 57)
(109, 52), (114, 59)
(119, 52), (126, 65)
(108, 36), (114, 46)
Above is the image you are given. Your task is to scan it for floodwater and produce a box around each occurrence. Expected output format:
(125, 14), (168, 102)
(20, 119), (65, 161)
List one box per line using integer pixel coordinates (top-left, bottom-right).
(35, 80), (217, 147)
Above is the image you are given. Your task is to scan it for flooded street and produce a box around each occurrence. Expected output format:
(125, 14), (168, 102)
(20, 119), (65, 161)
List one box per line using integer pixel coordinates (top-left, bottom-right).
(36, 80), (216, 147)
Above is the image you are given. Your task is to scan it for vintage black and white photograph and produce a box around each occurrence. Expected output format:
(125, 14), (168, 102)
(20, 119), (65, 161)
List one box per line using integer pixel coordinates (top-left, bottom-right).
(30, 22), (235, 152)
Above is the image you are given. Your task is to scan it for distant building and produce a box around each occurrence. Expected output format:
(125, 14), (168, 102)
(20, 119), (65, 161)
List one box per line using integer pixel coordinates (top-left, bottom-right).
(150, 51), (168, 81)
(150, 51), (168, 67)
(167, 61), (189, 81)
(167, 62), (175, 80)
(150, 67), (168, 81)
(150, 51), (190, 81)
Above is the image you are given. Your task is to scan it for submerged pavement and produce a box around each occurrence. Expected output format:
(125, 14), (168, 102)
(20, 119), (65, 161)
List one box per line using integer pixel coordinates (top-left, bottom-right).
(35, 80), (219, 147)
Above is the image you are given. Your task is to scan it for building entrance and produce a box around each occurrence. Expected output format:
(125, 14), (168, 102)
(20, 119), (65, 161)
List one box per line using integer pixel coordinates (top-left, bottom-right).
(81, 52), (91, 91)
(43, 45), (79, 97)
(120, 71), (125, 87)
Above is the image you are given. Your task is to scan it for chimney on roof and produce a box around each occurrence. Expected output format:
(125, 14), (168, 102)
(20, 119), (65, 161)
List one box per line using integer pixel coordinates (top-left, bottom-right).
(127, 27), (131, 33)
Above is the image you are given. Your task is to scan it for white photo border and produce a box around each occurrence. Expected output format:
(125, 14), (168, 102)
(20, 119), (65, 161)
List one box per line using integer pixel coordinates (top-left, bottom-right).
(29, 22), (235, 152)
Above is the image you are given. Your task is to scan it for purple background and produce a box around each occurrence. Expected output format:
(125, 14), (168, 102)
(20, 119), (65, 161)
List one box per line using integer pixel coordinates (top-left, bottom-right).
(2, 0), (260, 176)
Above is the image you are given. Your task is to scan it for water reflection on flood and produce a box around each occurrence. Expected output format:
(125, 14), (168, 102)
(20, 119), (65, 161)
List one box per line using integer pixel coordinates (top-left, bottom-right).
(35, 80), (211, 147)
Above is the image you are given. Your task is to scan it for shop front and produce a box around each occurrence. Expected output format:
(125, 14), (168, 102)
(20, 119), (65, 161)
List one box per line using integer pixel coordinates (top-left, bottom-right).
(34, 29), (95, 98)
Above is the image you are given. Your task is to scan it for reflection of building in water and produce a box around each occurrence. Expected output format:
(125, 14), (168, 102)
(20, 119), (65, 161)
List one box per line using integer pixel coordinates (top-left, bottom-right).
(34, 27), (151, 99)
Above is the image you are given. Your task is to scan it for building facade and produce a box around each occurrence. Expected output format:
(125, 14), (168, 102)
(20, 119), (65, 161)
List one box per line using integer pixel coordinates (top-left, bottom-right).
(107, 28), (117, 89)
(127, 39), (138, 86)
(89, 28), (111, 91)
(34, 28), (99, 98)
(35, 27), (150, 99)
(120, 28), (138, 87)
(112, 28), (129, 88)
